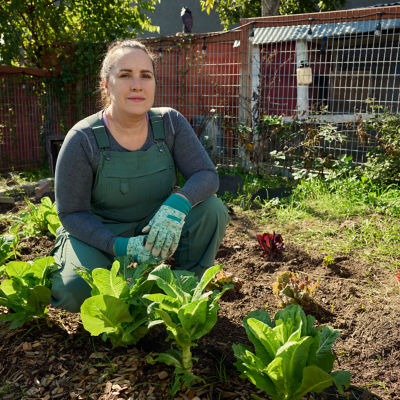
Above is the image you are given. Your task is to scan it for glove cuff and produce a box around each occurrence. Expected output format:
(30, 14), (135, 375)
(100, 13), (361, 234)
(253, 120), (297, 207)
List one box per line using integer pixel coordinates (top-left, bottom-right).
(114, 237), (129, 256)
(163, 193), (191, 215)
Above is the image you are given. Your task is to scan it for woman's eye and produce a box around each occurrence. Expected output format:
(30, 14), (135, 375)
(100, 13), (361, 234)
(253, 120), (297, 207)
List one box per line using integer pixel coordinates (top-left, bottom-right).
(142, 74), (153, 79)
(120, 74), (130, 78)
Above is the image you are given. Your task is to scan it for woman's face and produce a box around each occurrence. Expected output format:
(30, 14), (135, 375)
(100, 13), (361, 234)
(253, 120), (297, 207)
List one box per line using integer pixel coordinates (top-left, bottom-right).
(106, 48), (155, 116)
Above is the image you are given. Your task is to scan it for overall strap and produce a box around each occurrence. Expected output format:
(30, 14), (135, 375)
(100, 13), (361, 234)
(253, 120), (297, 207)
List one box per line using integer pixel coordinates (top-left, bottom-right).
(148, 108), (165, 141)
(87, 112), (110, 149)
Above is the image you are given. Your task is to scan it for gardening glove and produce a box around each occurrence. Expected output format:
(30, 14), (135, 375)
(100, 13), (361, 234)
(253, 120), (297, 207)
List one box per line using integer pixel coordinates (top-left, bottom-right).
(114, 235), (162, 265)
(142, 193), (192, 259)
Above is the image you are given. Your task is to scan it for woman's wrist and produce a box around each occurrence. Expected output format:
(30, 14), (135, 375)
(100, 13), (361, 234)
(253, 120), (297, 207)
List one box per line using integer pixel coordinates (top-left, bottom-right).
(113, 237), (129, 257)
(164, 193), (192, 215)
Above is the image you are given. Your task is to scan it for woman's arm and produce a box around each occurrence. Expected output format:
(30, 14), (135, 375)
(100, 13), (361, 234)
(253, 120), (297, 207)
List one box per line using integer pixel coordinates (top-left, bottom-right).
(164, 109), (219, 206)
(55, 127), (117, 254)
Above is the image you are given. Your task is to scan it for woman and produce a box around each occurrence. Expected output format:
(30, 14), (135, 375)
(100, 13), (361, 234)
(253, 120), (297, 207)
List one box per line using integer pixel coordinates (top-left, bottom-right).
(50, 40), (229, 313)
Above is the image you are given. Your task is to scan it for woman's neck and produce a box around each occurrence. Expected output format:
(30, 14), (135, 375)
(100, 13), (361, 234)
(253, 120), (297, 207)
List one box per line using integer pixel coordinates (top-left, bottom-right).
(104, 106), (149, 150)
(105, 106), (148, 136)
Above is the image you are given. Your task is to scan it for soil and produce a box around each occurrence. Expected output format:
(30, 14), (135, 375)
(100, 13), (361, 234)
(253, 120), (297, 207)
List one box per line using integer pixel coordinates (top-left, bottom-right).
(1, 200), (399, 400)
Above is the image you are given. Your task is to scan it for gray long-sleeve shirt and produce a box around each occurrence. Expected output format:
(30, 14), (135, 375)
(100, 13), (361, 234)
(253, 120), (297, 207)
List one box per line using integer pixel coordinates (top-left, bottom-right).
(55, 107), (219, 255)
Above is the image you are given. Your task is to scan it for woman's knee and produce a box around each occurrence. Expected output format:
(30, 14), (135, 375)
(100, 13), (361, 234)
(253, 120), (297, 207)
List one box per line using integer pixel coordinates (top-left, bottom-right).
(197, 195), (230, 225)
(50, 270), (92, 313)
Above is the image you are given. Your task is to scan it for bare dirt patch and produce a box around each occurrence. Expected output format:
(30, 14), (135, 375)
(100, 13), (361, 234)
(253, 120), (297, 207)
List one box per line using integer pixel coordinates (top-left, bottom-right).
(1, 204), (399, 399)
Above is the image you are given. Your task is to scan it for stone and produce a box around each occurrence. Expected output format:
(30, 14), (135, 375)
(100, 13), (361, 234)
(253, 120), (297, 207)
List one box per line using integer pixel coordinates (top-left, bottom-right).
(35, 178), (54, 199)
(0, 196), (15, 205)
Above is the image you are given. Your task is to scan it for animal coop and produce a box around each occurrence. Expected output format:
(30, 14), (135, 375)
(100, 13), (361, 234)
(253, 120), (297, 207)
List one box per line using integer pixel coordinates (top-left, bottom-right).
(239, 5), (400, 170)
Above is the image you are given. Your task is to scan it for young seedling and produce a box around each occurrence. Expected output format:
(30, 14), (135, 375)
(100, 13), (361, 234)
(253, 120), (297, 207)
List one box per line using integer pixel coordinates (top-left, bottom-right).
(12, 196), (60, 238)
(144, 264), (232, 395)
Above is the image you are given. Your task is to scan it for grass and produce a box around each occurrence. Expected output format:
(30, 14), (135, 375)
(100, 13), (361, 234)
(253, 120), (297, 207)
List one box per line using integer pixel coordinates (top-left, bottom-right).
(221, 171), (400, 273)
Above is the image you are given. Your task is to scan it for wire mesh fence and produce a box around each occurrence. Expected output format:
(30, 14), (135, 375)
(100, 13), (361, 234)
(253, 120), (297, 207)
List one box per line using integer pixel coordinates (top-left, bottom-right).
(250, 7), (400, 168)
(1, 6), (399, 173)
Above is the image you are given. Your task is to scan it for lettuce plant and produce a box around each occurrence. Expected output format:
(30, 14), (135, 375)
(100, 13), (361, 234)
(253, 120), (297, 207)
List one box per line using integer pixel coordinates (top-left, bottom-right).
(0, 225), (22, 266)
(0, 234), (16, 266)
(12, 196), (61, 237)
(233, 304), (350, 400)
(144, 264), (232, 395)
(272, 271), (319, 308)
(0, 256), (57, 329)
(77, 260), (158, 348)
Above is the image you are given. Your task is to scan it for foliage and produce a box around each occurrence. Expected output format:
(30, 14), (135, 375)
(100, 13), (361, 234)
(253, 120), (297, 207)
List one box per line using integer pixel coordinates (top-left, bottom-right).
(0, 256), (57, 329)
(0, 0), (160, 68)
(272, 271), (319, 308)
(0, 227), (21, 266)
(144, 264), (232, 395)
(358, 106), (400, 185)
(12, 196), (61, 237)
(233, 304), (350, 400)
(77, 260), (158, 348)
(200, 0), (345, 29)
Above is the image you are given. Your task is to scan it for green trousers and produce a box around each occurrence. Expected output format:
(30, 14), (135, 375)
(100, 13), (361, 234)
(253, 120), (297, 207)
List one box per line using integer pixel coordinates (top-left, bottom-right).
(50, 196), (229, 313)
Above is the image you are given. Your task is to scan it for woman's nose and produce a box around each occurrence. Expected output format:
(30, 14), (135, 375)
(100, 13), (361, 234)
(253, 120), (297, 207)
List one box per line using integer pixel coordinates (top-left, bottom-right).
(130, 78), (141, 91)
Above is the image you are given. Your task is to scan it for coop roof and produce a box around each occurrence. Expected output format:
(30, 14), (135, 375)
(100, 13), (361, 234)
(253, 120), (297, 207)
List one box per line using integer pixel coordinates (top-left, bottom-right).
(253, 18), (400, 44)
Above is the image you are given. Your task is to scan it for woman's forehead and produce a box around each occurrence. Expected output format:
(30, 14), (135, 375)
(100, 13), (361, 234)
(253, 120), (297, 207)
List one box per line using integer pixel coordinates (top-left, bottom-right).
(112, 48), (153, 68)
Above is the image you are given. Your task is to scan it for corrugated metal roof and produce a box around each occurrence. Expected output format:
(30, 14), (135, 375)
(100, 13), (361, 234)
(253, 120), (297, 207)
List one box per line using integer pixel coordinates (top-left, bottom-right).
(253, 18), (400, 44)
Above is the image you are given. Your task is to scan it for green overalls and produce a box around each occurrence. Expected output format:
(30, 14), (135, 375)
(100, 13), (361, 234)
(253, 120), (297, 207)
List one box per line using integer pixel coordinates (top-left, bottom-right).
(50, 109), (229, 312)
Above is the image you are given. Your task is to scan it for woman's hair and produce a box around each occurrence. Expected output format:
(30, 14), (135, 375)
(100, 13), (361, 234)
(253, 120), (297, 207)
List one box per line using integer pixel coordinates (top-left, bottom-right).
(98, 39), (156, 108)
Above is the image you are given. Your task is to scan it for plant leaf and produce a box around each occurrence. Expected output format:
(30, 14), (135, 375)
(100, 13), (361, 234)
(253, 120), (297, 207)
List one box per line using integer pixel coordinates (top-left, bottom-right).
(153, 349), (183, 369)
(26, 286), (51, 315)
(192, 264), (222, 300)
(315, 325), (340, 372)
(331, 370), (351, 394)
(233, 344), (278, 398)
(275, 336), (314, 393)
(144, 293), (180, 313)
(91, 262), (129, 299)
(246, 317), (280, 363)
(147, 264), (186, 301)
(293, 365), (333, 398)
(80, 294), (133, 336)
(178, 298), (207, 336)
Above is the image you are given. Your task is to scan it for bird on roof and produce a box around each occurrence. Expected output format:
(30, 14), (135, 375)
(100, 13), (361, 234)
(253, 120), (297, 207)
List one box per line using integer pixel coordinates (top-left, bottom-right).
(181, 7), (193, 34)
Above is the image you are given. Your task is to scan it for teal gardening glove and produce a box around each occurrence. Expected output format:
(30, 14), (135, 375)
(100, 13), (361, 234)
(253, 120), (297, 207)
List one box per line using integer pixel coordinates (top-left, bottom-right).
(114, 235), (162, 264)
(142, 193), (192, 259)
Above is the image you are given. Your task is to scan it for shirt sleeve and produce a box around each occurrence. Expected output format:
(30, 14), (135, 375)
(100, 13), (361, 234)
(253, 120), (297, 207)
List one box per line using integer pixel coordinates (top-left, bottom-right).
(54, 125), (117, 255)
(163, 109), (219, 205)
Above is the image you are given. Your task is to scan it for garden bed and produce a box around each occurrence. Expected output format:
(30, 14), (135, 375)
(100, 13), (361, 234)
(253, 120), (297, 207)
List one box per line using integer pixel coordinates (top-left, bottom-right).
(1, 201), (399, 399)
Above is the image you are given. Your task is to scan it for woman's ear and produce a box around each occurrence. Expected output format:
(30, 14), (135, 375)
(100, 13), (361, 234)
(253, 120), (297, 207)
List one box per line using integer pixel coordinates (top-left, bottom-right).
(102, 79), (110, 96)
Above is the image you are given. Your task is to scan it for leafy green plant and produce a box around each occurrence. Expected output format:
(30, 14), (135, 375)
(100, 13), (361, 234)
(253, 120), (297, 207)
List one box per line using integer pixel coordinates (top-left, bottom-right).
(144, 264), (232, 395)
(0, 256), (57, 329)
(12, 196), (61, 237)
(0, 227), (21, 266)
(77, 260), (158, 348)
(233, 304), (350, 400)
(272, 271), (319, 308)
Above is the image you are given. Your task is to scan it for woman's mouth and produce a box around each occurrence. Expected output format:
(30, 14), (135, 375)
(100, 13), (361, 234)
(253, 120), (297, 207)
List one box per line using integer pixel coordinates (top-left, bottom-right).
(128, 96), (145, 102)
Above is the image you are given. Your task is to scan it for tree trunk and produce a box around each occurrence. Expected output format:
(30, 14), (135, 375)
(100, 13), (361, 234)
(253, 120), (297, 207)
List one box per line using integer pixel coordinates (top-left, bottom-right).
(261, 0), (280, 16)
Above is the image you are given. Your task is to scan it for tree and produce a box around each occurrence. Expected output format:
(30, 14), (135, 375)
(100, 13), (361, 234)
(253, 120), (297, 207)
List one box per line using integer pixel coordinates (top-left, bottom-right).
(0, 0), (160, 68)
(200, 0), (346, 29)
